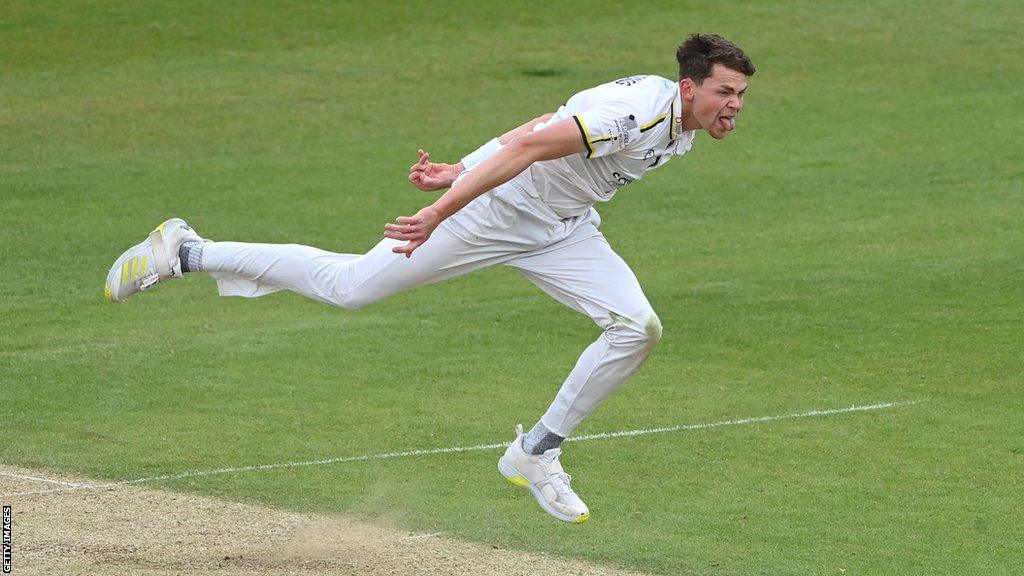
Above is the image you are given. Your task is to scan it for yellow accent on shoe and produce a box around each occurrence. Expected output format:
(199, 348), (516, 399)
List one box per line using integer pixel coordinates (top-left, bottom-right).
(104, 284), (112, 301)
(506, 475), (530, 488)
(572, 512), (590, 524)
(120, 255), (149, 281)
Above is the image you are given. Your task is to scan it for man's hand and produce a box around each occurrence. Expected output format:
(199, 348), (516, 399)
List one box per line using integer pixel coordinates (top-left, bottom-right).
(384, 205), (443, 258)
(408, 149), (461, 191)
(390, 116), (582, 259)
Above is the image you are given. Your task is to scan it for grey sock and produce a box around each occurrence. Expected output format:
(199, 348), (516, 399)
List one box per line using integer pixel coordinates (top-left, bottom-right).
(521, 421), (564, 455)
(178, 241), (204, 273)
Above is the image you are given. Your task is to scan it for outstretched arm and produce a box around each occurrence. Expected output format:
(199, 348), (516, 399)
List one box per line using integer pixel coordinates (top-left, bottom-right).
(407, 113), (556, 192)
(500, 112), (556, 143)
(385, 116), (586, 257)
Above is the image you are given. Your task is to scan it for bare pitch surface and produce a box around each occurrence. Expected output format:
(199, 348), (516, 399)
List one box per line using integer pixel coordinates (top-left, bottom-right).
(0, 465), (652, 576)
(2, 1), (1022, 575)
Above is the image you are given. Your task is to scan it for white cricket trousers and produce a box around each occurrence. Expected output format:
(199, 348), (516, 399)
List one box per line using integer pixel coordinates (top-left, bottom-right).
(201, 184), (662, 437)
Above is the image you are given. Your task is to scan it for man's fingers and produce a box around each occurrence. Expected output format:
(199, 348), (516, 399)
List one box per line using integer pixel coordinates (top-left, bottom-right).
(384, 220), (425, 242)
(384, 231), (419, 241)
(392, 240), (422, 258)
(410, 150), (429, 173)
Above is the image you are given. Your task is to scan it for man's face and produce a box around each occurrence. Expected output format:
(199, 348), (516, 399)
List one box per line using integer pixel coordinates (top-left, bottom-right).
(680, 64), (748, 139)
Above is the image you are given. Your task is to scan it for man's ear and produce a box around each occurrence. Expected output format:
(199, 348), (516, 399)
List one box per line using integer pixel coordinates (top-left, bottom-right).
(679, 78), (697, 102)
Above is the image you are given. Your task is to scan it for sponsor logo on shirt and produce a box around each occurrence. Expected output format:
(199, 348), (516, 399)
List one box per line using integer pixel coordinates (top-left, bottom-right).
(613, 115), (639, 148)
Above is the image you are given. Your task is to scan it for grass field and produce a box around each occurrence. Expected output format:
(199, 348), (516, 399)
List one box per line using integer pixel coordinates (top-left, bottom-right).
(2, 1), (1022, 574)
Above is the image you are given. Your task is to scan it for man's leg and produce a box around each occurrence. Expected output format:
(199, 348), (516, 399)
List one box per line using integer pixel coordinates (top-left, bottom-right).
(506, 233), (662, 439)
(496, 232), (660, 523)
(195, 224), (520, 309)
(106, 207), (527, 307)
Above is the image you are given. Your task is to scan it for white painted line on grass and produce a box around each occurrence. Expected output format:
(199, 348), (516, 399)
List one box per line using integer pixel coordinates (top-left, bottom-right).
(566, 401), (918, 443)
(0, 471), (90, 488)
(0, 400), (919, 499)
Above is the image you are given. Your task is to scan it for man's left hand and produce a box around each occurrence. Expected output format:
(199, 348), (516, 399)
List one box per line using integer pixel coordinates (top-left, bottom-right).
(408, 149), (460, 191)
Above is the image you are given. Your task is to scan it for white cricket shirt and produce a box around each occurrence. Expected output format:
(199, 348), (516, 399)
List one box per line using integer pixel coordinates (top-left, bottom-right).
(514, 74), (696, 219)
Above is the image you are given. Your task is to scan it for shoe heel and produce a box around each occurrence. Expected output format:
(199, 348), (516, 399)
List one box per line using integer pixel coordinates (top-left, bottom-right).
(506, 475), (529, 487)
(498, 459), (530, 487)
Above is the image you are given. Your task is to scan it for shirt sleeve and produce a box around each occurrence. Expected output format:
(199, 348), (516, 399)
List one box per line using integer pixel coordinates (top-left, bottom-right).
(572, 101), (648, 159)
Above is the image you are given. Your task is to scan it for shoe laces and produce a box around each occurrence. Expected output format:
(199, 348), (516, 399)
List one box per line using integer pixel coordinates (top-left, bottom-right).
(548, 471), (574, 496)
(538, 451), (574, 495)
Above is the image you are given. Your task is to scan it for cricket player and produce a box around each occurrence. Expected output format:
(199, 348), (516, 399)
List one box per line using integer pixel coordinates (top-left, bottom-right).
(105, 34), (754, 523)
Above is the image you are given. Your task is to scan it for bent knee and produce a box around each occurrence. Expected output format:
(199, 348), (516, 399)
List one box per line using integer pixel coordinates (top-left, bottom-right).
(644, 311), (663, 344)
(607, 310), (662, 348)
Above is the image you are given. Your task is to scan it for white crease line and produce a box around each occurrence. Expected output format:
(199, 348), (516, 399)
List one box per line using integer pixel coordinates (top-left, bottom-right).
(0, 471), (90, 488)
(0, 400), (919, 499)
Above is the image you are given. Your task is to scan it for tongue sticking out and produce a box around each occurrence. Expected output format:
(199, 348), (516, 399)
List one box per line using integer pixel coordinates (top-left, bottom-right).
(721, 116), (736, 131)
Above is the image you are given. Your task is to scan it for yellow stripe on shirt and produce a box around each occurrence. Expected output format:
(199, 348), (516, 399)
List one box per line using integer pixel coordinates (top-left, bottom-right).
(572, 114), (596, 158)
(639, 113), (668, 133)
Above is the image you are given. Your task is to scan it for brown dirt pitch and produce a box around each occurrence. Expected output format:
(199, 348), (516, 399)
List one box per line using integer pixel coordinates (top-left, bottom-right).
(1, 465), (652, 576)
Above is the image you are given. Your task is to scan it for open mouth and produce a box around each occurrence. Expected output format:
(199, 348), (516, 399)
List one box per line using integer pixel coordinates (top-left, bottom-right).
(719, 116), (736, 131)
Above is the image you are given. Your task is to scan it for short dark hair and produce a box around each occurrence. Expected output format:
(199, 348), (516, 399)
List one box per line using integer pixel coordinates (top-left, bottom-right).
(677, 34), (755, 83)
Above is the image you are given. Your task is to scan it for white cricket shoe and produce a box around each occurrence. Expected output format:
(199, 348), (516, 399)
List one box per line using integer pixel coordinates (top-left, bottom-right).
(104, 218), (202, 302)
(498, 424), (590, 523)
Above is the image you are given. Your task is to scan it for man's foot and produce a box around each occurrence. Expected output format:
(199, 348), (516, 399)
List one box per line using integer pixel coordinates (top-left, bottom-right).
(104, 218), (202, 302)
(498, 424), (590, 523)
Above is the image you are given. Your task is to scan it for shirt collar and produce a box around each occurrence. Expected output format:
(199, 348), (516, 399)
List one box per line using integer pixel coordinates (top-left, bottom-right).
(672, 87), (686, 140)
(670, 86), (695, 155)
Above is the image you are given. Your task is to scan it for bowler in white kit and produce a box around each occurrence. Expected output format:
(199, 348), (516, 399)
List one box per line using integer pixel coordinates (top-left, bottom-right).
(105, 34), (755, 523)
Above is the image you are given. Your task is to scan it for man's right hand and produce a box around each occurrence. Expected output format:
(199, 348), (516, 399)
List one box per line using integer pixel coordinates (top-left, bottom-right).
(408, 149), (462, 191)
(384, 205), (443, 258)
